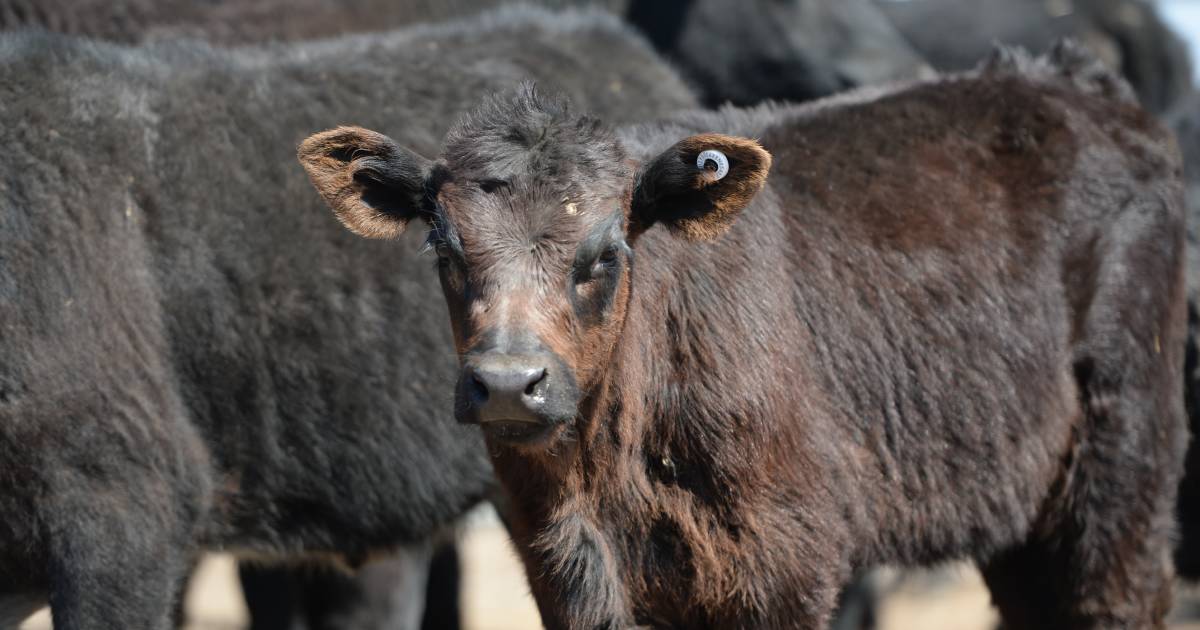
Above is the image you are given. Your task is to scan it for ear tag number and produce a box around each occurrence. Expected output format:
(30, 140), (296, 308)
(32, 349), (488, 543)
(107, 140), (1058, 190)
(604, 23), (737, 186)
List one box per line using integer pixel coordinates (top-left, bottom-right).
(696, 149), (729, 183)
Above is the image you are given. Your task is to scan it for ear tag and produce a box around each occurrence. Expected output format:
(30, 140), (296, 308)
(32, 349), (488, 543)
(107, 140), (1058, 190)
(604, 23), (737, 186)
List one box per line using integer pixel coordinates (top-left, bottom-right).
(696, 149), (729, 183)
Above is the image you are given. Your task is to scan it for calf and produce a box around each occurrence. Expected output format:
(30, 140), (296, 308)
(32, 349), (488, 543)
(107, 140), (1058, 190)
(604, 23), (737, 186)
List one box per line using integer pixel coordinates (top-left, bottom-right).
(0, 7), (696, 628)
(304, 43), (1187, 628)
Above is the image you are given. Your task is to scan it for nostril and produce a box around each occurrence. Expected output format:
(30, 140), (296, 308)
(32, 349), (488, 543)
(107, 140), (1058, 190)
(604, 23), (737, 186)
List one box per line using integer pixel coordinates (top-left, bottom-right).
(523, 368), (547, 397)
(468, 372), (489, 404)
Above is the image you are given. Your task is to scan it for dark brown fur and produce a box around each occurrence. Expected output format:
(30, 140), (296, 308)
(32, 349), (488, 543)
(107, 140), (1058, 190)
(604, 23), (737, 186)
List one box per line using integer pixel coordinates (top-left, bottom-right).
(306, 44), (1188, 629)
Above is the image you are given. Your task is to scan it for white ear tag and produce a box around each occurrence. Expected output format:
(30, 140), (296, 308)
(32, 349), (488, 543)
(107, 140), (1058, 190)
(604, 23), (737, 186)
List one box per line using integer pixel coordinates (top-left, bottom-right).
(696, 149), (729, 182)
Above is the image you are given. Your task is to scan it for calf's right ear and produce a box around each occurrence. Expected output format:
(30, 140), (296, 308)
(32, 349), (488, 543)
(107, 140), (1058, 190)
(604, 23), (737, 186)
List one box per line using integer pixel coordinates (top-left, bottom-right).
(630, 133), (771, 241)
(298, 126), (432, 239)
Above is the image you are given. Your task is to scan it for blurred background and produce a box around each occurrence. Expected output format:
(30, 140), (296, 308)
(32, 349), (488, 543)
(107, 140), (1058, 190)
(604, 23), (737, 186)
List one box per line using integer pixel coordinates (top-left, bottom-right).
(1154, 1), (1199, 80)
(5, 0), (1198, 628)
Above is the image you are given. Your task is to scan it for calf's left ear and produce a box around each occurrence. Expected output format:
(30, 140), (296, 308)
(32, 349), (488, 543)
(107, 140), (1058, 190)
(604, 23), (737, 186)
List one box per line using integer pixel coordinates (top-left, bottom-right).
(630, 133), (771, 241)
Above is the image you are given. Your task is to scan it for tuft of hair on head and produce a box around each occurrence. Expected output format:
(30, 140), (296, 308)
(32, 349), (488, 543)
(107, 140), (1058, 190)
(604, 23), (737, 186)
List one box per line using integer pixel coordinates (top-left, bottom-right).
(440, 81), (630, 194)
(443, 82), (573, 164)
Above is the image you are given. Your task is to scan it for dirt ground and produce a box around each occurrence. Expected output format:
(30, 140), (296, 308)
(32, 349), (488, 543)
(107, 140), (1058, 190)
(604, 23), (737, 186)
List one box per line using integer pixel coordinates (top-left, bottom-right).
(16, 507), (1200, 629)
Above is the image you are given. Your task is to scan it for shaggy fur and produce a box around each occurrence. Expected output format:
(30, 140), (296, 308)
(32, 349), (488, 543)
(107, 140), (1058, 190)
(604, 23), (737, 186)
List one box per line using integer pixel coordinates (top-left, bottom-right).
(0, 0), (928, 107)
(309, 42), (1187, 629)
(880, 0), (1194, 114)
(0, 8), (697, 629)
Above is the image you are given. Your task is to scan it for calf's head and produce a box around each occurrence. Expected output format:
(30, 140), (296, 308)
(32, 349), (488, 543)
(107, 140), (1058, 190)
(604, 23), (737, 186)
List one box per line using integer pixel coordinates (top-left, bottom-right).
(299, 88), (769, 448)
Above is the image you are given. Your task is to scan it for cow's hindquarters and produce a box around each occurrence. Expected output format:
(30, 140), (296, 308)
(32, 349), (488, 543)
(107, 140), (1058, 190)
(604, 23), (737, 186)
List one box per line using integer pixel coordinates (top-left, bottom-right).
(983, 175), (1188, 629)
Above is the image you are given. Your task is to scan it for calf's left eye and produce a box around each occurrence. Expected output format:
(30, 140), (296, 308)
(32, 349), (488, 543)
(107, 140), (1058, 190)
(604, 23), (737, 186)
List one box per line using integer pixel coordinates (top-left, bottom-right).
(573, 247), (619, 286)
(590, 246), (621, 276)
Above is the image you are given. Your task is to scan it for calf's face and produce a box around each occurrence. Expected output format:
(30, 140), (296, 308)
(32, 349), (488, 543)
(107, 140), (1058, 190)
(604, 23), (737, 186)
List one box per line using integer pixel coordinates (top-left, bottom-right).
(299, 91), (769, 448)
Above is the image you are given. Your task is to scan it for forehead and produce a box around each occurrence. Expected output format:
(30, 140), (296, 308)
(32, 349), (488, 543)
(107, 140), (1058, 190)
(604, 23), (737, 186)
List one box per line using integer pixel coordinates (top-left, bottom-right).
(433, 88), (631, 247)
(442, 88), (628, 183)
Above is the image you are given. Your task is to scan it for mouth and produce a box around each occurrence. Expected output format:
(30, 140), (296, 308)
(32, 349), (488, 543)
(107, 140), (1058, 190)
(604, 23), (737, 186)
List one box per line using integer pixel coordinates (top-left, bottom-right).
(480, 419), (563, 446)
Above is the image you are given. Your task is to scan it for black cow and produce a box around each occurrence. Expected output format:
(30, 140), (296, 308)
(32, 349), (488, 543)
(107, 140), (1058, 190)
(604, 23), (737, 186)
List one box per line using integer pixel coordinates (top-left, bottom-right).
(623, 0), (929, 106)
(878, 0), (1193, 114)
(0, 0), (928, 108)
(0, 7), (697, 628)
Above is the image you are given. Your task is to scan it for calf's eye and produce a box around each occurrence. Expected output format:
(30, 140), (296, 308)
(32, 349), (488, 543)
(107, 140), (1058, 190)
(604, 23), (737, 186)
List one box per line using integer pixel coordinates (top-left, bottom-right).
(587, 246), (620, 278)
(433, 244), (452, 268)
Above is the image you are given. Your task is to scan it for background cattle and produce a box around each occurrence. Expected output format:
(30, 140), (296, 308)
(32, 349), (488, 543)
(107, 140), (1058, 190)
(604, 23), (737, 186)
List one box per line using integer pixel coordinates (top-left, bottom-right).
(0, 0), (928, 108)
(303, 44), (1186, 628)
(234, 542), (461, 630)
(0, 7), (697, 629)
(620, 0), (930, 106)
(878, 0), (1193, 114)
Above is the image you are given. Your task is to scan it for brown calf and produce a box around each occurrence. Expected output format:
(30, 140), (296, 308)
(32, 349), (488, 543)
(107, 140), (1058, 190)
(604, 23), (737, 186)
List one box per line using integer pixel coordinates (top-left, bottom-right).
(302, 44), (1188, 629)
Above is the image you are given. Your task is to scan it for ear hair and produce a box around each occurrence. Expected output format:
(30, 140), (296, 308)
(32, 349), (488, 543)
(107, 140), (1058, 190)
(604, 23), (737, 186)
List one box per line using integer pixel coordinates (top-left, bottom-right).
(298, 126), (432, 239)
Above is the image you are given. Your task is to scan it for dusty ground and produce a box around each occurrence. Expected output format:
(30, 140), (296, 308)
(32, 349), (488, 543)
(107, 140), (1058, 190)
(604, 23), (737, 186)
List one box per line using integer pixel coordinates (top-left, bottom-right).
(16, 508), (1200, 629)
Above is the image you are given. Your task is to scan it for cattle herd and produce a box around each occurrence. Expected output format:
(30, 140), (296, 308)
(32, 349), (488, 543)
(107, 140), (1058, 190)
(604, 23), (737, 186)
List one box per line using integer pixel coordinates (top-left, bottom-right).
(0, 1), (1196, 629)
